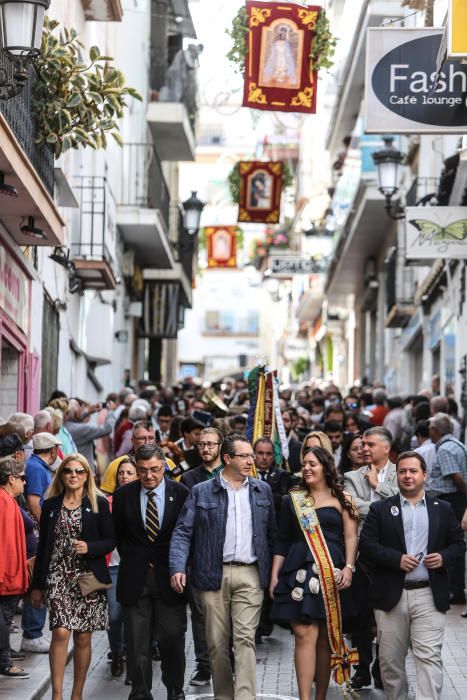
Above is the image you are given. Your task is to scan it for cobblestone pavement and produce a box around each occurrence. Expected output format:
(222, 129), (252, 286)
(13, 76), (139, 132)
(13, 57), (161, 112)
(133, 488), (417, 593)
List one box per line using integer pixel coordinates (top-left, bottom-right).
(2, 605), (466, 699)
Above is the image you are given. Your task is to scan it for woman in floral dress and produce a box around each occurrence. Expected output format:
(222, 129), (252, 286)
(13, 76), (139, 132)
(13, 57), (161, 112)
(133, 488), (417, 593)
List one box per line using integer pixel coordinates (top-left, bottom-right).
(31, 454), (115, 700)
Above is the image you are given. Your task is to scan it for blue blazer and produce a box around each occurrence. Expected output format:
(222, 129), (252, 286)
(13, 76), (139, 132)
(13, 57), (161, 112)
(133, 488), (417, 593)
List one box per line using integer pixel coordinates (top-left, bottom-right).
(32, 493), (115, 589)
(359, 493), (465, 612)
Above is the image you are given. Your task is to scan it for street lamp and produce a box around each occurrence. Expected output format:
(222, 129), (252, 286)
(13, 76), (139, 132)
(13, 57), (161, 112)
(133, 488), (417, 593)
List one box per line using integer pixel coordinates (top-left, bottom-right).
(182, 190), (205, 235)
(372, 136), (406, 220)
(0, 0), (50, 99)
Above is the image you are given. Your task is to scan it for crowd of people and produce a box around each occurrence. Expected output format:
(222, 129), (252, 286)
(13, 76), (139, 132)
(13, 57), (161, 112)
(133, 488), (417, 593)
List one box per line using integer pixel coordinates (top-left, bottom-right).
(0, 375), (466, 700)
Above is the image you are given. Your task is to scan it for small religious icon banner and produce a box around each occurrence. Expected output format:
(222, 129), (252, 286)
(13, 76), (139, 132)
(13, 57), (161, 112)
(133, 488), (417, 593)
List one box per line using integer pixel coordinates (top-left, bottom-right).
(205, 226), (238, 268)
(242, 1), (320, 114)
(238, 161), (283, 223)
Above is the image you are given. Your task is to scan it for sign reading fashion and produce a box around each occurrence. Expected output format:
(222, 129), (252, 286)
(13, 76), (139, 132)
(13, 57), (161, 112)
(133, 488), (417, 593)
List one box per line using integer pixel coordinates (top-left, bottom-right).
(242, 1), (319, 114)
(365, 28), (467, 133)
(204, 226), (238, 268)
(405, 206), (467, 260)
(0, 246), (30, 333)
(238, 161), (283, 223)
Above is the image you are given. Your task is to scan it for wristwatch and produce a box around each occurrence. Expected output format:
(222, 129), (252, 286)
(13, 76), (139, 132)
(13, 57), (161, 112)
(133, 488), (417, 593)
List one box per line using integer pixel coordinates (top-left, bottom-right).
(345, 563), (356, 573)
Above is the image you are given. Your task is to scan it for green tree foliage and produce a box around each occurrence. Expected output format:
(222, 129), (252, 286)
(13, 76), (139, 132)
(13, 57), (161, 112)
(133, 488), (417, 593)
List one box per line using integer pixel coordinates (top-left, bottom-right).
(32, 18), (142, 158)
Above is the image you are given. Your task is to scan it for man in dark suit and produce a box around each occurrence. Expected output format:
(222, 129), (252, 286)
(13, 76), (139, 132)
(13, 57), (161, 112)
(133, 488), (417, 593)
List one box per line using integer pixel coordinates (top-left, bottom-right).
(112, 443), (189, 700)
(359, 450), (465, 700)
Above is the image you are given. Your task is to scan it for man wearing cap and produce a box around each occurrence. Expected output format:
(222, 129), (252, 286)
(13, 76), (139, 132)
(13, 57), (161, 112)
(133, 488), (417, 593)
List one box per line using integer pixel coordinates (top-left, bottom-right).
(21, 432), (62, 653)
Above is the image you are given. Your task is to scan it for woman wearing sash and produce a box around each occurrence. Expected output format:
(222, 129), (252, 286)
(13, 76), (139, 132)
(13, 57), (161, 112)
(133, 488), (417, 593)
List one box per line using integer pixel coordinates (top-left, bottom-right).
(270, 446), (358, 700)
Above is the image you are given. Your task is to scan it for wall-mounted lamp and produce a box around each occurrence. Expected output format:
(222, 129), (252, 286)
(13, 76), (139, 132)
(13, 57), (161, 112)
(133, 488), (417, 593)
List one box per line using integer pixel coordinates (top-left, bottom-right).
(372, 136), (406, 220)
(49, 246), (75, 271)
(0, 170), (17, 196)
(182, 190), (205, 235)
(0, 0), (50, 100)
(20, 215), (46, 239)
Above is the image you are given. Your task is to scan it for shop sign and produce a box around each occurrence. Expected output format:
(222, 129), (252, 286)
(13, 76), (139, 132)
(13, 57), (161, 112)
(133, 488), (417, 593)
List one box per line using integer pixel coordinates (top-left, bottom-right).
(270, 257), (319, 276)
(366, 28), (467, 133)
(449, 0), (467, 58)
(0, 247), (29, 333)
(405, 206), (467, 259)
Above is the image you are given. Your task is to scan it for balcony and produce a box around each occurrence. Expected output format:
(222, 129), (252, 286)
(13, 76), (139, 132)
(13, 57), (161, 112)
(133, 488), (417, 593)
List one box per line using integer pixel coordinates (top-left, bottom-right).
(0, 63), (64, 245)
(70, 177), (117, 290)
(116, 143), (175, 268)
(80, 0), (123, 22)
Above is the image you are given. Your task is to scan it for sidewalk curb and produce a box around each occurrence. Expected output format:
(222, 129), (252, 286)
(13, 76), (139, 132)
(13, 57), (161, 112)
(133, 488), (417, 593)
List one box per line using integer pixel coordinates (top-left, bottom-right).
(27, 645), (74, 700)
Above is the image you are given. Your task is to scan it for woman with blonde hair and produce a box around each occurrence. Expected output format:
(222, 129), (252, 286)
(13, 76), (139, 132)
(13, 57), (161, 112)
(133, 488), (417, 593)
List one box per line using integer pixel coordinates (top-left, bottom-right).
(31, 454), (114, 700)
(300, 431), (333, 461)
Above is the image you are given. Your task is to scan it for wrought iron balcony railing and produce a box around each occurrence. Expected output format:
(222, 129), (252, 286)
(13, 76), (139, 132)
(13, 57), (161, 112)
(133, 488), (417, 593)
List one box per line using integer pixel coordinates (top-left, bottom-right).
(71, 176), (116, 271)
(117, 142), (170, 231)
(0, 63), (54, 196)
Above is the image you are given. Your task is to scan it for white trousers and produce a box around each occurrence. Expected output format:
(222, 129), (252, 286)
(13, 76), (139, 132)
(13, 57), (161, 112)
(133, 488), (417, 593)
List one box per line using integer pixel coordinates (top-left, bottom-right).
(375, 587), (446, 700)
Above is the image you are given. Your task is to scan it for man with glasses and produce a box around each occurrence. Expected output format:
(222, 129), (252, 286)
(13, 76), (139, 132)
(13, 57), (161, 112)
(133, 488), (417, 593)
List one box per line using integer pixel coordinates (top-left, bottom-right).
(100, 421), (155, 495)
(112, 443), (189, 700)
(179, 427), (223, 688)
(170, 433), (276, 700)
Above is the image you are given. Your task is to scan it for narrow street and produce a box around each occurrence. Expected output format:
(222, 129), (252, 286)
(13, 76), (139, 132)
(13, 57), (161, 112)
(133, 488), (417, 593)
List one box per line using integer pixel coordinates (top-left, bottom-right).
(3, 605), (467, 699)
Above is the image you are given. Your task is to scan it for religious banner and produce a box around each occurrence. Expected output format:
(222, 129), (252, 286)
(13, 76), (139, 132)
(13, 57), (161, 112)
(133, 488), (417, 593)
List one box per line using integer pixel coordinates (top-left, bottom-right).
(242, 1), (319, 114)
(205, 226), (238, 268)
(238, 160), (283, 223)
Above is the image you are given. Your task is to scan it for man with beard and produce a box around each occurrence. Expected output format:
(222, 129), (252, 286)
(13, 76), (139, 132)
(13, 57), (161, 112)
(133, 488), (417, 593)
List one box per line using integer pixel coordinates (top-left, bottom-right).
(179, 427), (223, 687)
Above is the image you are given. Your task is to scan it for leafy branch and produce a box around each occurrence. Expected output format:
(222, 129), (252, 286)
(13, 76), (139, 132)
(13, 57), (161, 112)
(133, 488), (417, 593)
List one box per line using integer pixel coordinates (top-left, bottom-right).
(32, 18), (142, 157)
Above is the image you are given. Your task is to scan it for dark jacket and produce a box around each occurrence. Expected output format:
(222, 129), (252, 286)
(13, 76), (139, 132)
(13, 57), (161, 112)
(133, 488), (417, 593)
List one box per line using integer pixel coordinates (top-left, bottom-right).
(32, 494), (115, 589)
(359, 493), (465, 613)
(169, 475), (276, 590)
(112, 477), (189, 607)
(257, 467), (297, 520)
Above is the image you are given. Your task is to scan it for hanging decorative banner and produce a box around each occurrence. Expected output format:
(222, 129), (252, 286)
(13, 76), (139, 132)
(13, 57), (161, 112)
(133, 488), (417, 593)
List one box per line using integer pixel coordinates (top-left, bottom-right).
(242, 1), (319, 113)
(238, 160), (283, 223)
(205, 226), (238, 268)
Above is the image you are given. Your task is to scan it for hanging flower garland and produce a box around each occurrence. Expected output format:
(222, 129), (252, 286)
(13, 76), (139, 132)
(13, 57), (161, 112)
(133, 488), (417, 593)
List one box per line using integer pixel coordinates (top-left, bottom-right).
(226, 5), (336, 76)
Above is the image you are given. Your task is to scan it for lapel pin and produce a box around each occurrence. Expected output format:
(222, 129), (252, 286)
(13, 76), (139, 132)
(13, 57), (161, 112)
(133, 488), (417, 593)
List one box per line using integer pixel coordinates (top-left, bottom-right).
(85, 507), (91, 512)
(434, 501), (438, 505)
(49, 511), (54, 518)
(391, 506), (399, 516)
(169, 496), (174, 502)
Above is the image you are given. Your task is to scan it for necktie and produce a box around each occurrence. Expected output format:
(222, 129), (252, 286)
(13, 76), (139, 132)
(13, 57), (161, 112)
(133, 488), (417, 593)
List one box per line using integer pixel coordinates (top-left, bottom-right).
(145, 490), (160, 542)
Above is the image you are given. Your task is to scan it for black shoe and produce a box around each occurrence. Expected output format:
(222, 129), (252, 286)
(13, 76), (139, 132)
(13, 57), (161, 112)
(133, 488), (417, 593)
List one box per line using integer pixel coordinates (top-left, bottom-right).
(152, 641), (161, 661)
(9, 649), (25, 661)
(167, 690), (185, 700)
(189, 668), (211, 686)
(461, 611), (467, 618)
(255, 633), (263, 644)
(372, 664), (384, 690)
(110, 653), (124, 677)
(124, 675), (132, 686)
(350, 670), (372, 689)
(450, 594), (466, 605)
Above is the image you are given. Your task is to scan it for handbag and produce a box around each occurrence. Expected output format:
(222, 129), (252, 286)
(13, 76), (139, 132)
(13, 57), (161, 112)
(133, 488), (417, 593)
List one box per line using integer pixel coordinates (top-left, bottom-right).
(64, 509), (112, 597)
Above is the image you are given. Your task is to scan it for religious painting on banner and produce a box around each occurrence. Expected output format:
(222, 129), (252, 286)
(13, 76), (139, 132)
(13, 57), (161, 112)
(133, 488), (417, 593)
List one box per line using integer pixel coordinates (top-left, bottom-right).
(205, 226), (238, 268)
(238, 161), (283, 223)
(243, 1), (319, 114)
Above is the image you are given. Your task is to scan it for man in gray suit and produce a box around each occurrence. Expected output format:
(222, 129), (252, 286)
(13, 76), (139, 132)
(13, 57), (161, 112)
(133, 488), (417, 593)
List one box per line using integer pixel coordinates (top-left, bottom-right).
(344, 426), (399, 519)
(343, 426), (399, 691)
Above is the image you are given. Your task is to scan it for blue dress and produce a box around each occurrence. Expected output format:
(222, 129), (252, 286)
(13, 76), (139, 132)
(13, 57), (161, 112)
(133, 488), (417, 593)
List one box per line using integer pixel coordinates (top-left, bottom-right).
(271, 498), (356, 625)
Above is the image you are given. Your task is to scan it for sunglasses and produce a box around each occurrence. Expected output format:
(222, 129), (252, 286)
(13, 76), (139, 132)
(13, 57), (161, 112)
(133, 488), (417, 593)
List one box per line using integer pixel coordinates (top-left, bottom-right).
(62, 467), (87, 476)
(12, 474), (26, 482)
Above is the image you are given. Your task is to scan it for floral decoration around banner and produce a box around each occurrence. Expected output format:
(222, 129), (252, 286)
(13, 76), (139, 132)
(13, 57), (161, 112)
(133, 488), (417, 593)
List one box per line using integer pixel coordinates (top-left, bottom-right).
(242, 1), (321, 113)
(238, 160), (283, 223)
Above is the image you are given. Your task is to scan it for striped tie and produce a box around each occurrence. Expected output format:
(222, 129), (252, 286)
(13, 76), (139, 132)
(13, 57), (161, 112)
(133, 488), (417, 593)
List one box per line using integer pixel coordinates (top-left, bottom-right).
(145, 490), (160, 542)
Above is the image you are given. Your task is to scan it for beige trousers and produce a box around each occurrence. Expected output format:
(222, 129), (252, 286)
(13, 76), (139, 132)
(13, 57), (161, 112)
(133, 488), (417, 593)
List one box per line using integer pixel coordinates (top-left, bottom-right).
(375, 587), (446, 700)
(199, 564), (263, 700)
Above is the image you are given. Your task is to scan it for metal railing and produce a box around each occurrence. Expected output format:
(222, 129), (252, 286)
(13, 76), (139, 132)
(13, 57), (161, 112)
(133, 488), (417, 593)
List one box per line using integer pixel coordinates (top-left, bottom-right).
(117, 142), (170, 231)
(0, 63), (54, 196)
(405, 177), (440, 206)
(70, 176), (116, 267)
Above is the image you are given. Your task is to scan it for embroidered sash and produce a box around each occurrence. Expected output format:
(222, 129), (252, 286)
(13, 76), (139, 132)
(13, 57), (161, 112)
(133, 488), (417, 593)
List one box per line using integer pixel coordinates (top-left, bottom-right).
(290, 490), (359, 698)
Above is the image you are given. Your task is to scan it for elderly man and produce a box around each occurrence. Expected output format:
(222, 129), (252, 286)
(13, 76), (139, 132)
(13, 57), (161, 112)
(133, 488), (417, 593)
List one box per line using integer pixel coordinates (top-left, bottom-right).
(116, 404), (152, 457)
(113, 444), (189, 700)
(7, 412), (34, 460)
(101, 421), (156, 495)
(170, 433), (276, 700)
(359, 451), (465, 700)
(429, 412), (467, 604)
(64, 398), (115, 472)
